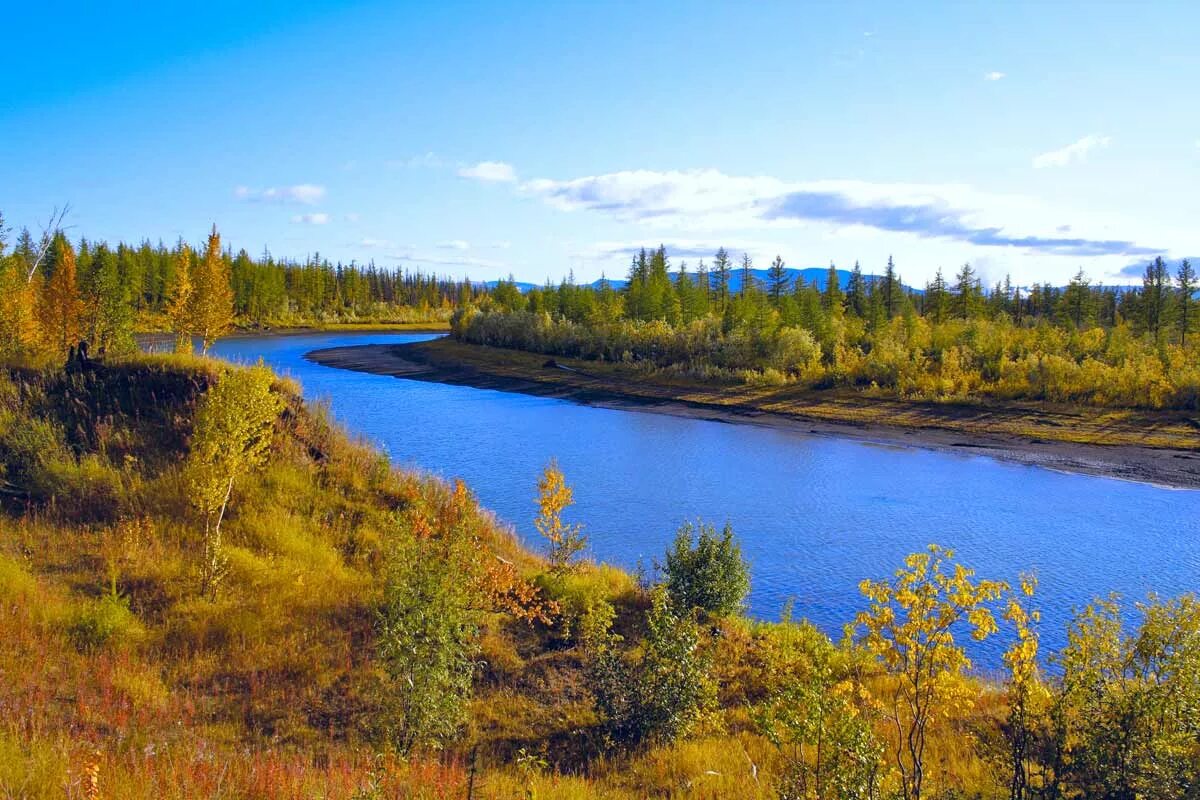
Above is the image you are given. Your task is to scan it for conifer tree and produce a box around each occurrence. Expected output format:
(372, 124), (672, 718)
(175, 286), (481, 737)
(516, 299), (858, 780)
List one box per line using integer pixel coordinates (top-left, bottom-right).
(711, 247), (732, 311)
(166, 245), (195, 353)
(767, 255), (789, 306)
(1177, 259), (1195, 347)
(36, 233), (84, 355)
(1140, 256), (1171, 346)
(822, 262), (844, 315)
(739, 252), (754, 298)
(846, 261), (867, 317)
(190, 226), (234, 352)
(883, 256), (899, 319)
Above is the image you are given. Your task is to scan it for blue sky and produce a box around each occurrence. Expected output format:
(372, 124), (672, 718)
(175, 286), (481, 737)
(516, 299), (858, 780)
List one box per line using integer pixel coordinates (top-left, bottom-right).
(2, 1), (1198, 286)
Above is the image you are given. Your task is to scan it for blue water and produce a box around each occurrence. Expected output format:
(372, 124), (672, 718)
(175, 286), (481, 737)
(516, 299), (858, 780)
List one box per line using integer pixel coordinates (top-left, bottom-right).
(211, 332), (1200, 667)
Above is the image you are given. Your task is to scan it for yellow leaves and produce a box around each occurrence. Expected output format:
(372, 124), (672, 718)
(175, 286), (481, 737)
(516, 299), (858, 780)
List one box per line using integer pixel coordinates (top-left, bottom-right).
(534, 460), (586, 572)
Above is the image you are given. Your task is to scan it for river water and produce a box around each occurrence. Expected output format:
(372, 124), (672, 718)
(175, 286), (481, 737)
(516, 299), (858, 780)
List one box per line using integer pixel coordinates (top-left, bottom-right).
(209, 331), (1200, 666)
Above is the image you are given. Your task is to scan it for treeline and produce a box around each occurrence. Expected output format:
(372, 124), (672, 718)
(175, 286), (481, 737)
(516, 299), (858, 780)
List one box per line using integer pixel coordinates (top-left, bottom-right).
(0, 213), (481, 362)
(455, 246), (1200, 409)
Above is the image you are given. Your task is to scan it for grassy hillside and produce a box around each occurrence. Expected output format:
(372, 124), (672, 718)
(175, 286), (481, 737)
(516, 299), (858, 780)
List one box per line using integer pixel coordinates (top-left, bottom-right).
(2, 355), (1198, 799)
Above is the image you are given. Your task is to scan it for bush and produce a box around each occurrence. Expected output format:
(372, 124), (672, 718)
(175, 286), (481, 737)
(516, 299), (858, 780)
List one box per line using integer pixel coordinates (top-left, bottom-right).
(590, 587), (716, 747)
(67, 590), (144, 651)
(662, 521), (749, 616)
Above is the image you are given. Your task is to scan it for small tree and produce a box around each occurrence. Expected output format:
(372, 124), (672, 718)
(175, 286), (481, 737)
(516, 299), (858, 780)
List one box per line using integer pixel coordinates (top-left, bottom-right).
(663, 520), (749, 616)
(186, 364), (282, 598)
(855, 545), (1007, 800)
(755, 623), (884, 800)
(534, 460), (586, 572)
(191, 225), (234, 353)
(1000, 574), (1048, 800)
(591, 586), (715, 747)
(377, 533), (480, 754)
(166, 245), (194, 354)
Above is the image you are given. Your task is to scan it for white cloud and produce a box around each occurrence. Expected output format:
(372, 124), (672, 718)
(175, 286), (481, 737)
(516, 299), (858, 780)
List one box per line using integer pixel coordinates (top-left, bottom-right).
(291, 212), (330, 225)
(437, 239), (470, 250)
(235, 184), (326, 204)
(458, 161), (518, 183)
(984, 71), (1006, 81)
(1032, 135), (1111, 169)
(517, 167), (1161, 259)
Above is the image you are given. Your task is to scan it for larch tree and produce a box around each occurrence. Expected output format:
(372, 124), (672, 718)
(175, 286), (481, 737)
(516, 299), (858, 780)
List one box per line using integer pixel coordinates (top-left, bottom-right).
(191, 225), (234, 353)
(166, 244), (195, 353)
(711, 247), (732, 311)
(36, 233), (84, 356)
(1177, 259), (1195, 347)
(186, 363), (282, 598)
(767, 255), (789, 307)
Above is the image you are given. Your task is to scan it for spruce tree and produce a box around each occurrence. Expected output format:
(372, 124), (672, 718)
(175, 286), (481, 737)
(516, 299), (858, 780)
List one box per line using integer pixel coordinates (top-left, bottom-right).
(1177, 259), (1195, 347)
(767, 255), (789, 306)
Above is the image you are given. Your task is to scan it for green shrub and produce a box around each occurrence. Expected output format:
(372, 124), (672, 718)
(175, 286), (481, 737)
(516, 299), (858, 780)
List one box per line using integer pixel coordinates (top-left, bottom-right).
(67, 590), (143, 651)
(663, 521), (749, 617)
(590, 587), (716, 748)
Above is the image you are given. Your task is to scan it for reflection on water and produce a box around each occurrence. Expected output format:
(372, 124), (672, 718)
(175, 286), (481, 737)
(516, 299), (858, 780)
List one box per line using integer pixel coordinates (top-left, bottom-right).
(211, 332), (1200, 666)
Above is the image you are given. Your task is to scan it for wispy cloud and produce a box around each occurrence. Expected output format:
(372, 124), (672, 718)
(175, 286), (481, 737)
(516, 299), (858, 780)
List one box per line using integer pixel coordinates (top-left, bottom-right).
(519, 168), (1160, 258)
(235, 184), (326, 204)
(1032, 134), (1111, 169)
(984, 71), (1006, 81)
(437, 239), (470, 250)
(762, 191), (1155, 257)
(291, 212), (330, 225)
(574, 238), (781, 263)
(458, 161), (517, 183)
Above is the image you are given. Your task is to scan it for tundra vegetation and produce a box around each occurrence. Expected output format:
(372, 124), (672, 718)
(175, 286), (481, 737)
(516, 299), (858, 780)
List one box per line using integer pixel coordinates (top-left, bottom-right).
(454, 246), (1200, 410)
(2, 221), (1200, 798)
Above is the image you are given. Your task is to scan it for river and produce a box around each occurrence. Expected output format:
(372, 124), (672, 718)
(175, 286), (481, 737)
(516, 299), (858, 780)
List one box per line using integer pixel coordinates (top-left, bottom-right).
(209, 331), (1200, 667)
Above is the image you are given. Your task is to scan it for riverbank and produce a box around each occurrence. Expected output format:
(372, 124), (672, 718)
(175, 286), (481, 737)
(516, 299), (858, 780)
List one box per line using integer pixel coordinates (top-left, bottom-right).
(306, 337), (1200, 489)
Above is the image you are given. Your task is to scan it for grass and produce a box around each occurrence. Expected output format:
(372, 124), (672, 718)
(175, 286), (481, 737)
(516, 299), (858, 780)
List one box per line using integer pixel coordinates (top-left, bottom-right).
(0, 354), (1021, 799)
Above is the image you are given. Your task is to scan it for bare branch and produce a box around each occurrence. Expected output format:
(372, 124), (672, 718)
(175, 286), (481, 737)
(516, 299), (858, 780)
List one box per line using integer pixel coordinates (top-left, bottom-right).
(25, 204), (71, 283)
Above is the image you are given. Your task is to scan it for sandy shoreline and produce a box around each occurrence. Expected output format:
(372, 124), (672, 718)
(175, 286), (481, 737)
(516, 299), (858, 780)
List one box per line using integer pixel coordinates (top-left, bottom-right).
(306, 341), (1200, 490)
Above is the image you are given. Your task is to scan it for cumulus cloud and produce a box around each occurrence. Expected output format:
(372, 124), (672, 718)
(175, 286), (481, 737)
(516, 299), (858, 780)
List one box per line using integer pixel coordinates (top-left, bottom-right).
(235, 184), (326, 204)
(519, 168), (1159, 258)
(984, 71), (1006, 81)
(1032, 135), (1111, 168)
(458, 161), (517, 183)
(291, 212), (330, 225)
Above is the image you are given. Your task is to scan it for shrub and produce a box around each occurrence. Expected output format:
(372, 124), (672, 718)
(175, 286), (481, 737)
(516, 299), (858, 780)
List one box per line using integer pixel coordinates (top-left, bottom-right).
(67, 590), (144, 651)
(590, 587), (716, 748)
(662, 521), (749, 617)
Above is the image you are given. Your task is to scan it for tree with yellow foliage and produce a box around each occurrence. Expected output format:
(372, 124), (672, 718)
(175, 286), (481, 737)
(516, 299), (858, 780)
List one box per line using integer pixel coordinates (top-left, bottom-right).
(855, 545), (1007, 800)
(36, 233), (84, 356)
(186, 363), (281, 598)
(1000, 574), (1046, 800)
(190, 226), (234, 353)
(165, 245), (195, 353)
(0, 214), (39, 360)
(534, 460), (587, 572)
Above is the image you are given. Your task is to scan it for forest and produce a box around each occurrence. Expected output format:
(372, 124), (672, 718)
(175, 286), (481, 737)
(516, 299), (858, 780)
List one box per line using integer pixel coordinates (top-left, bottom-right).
(454, 246), (1200, 410)
(0, 212), (473, 365)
